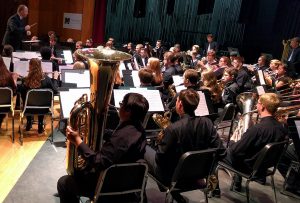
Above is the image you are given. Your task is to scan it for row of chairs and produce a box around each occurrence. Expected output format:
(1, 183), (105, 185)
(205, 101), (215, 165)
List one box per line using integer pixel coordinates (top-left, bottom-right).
(0, 87), (54, 145)
(91, 140), (288, 203)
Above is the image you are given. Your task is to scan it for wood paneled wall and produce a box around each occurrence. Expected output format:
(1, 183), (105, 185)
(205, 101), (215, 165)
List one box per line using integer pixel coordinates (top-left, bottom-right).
(28, 0), (95, 42)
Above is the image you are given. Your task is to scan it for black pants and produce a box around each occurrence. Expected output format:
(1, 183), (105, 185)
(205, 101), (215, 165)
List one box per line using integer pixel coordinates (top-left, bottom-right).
(26, 115), (44, 124)
(0, 114), (5, 128)
(57, 173), (97, 203)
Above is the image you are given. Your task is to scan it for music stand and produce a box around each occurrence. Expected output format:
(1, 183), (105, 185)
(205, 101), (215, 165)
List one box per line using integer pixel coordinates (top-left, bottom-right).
(22, 40), (41, 51)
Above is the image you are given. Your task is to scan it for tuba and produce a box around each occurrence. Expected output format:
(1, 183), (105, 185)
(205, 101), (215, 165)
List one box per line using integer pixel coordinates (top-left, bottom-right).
(66, 48), (132, 175)
(231, 92), (258, 142)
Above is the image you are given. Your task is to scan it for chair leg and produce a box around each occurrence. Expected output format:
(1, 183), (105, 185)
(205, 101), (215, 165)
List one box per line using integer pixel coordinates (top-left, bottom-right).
(6, 114), (8, 130)
(19, 115), (23, 146)
(245, 180), (250, 203)
(12, 114), (14, 143)
(51, 117), (54, 143)
(270, 175), (278, 203)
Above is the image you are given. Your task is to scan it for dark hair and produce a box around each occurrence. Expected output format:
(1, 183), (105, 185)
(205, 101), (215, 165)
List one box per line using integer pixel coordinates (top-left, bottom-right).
(122, 93), (149, 123)
(178, 89), (199, 115)
(184, 69), (199, 85)
(0, 56), (11, 86)
(2, 44), (13, 57)
(224, 67), (238, 79)
(40, 46), (52, 60)
(138, 68), (153, 84)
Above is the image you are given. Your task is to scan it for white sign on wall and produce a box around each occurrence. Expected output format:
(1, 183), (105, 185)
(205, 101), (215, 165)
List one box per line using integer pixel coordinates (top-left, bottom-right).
(63, 13), (82, 30)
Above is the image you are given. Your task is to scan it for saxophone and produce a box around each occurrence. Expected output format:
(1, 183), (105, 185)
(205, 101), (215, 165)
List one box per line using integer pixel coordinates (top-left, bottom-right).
(66, 48), (132, 175)
(152, 110), (172, 143)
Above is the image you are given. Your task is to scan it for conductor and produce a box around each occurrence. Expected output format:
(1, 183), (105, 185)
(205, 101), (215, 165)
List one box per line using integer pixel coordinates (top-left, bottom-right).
(2, 5), (31, 51)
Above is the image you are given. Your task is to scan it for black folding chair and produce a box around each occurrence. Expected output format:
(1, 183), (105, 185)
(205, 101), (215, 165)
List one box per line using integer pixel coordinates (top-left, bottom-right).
(149, 149), (217, 203)
(0, 87), (15, 142)
(217, 140), (288, 203)
(19, 89), (54, 145)
(93, 162), (148, 203)
(214, 103), (236, 147)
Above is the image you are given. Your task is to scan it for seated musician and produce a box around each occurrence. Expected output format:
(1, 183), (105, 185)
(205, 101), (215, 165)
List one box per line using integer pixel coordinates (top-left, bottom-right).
(18, 58), (59, 133)
(138, 68), (155, 88)
(232, 56), (253, 92)
(167, 69), (215, 121)
(215, 56), (231, 80)
(147, 57), (163, 86)
(40, 46), (59, 71)
(57, 93), (149, 203)
(213, 93), (287, 196)
(221, 67), (239, 105)
(0, 56), (17, 128)
(265, 63), (292, 91)
(144, 89), (225, 195)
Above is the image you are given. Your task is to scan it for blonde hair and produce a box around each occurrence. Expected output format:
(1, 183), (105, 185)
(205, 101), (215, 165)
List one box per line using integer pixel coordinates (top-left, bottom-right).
(259, 93), (280, 114)
(270, 59), (281, 68)
(201, 70), (222, 103)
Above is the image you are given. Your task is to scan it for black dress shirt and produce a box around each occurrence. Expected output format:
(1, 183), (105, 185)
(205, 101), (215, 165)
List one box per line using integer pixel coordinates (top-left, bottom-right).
(78, 120), (147, 171)
(228, 116), (287, 171)
(222, 81), (239, 105)
(155, 114), (225, 185)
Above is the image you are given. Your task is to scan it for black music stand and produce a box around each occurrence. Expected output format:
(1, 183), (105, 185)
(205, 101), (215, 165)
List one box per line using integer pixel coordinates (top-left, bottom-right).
(22, 40), (41, 51)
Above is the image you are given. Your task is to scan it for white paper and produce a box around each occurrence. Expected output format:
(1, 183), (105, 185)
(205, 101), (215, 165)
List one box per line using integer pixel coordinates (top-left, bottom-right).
(175, 85), (186, 93)
(132, 70), (141, 87)
(194, 91), (209, 116)
(14, 60), (29, 77)
(295, 120), (300, 140)
(64, 70), (90, 87)
(127, 63), (133, 70)
(59, 88), (90, 118)
(63, 13), (82, 30)
(256, 86), (265, 95)
(62, 50), (74, 64)
(13, 51), (40, 60)
(59, 65), (74, 70)
(172, 75), (184, 86)
(113, 89), (164, 112)
(41, 61), (53, 78)
(257, 70), (266, 85)
(2, 57), (11, 70)
(119, 62), (126, 78)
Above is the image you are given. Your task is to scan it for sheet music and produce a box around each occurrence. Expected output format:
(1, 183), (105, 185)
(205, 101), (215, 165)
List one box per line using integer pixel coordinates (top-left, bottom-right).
(14, 60), (29, 77)
(175, 85), (186, 93)
(295, 120), (300, 140)
(127, 62), (133, 70)
(131, 70), (141, 87)
(119, 62), (126, 78)
(2, 57), (11, 70)
(62, 50), (74, 64)
(256, 86), (265, 95)
(257, 70), (266, 85)
(60, 88), (90, 119)
(64, 70), (90, 87)
(13, 51), (40, 60)
(113, 89), (164, 112)
(194, 91), (209, 116)
(172, 75), (184, 86)
(41, 61), (53, 78)
(134, 57), (139, 70)
(59, 64), (74, 70)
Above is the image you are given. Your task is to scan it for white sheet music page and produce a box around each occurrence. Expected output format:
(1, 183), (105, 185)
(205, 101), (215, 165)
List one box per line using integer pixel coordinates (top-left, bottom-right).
(60, 88), (90, 118)
(114, 89), (164, 112)
(295, 121), (300, 140)
(63, 50), (74, 64)
(256, 86), (265, 95)
(59, 65), (74, 70)
(175, 85), (186, 93)
(64, 70), (90, 87)
(14, 60), (29, 77)
(119, 62), (126, 78)
(258, 70), (266, 85)
(194, 91), (209, 116)
(132, 70), (141, 87)
(41, 61), (53, 78)
(2, 57), (11, 70)
(172, 75), (184, 86)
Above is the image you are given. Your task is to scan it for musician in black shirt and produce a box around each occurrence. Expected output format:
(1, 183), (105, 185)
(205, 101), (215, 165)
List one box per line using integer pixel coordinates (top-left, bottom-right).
(57, 93), (149, 203)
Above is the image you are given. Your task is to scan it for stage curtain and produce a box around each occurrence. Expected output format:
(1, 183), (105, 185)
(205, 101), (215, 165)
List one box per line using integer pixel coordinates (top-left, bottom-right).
(93, 0), (107, 45)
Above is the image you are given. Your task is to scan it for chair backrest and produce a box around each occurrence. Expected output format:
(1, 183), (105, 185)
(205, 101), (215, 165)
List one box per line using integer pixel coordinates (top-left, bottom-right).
(23, 89), (53, 115)
(0, 87), (13, 113)
(251, 140), (288, 178)
(93, 162), (148, 203)
(218, 103), (236, 122)
(171, 149), (217, 184)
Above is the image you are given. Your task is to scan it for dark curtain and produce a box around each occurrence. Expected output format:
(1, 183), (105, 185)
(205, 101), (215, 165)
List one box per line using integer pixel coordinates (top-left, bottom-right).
(93, 0), (107, 45)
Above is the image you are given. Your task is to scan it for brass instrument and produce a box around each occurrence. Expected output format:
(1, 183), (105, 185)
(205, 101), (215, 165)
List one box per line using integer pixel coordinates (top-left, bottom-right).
(66, 48), (132, 175)
(152, 111), (172, 143)
(275, 104), (300, 123)
(281, 39), (291, 62)
(168, 84), (177, 98)
(231, 92), (258, 142)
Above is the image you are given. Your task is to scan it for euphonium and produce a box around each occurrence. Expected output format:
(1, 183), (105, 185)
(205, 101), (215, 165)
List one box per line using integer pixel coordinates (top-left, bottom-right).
(231, 92), (257, 142)
(66, 48), (132, 175)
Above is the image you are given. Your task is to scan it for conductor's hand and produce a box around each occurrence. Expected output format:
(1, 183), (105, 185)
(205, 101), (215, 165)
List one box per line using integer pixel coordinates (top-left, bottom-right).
(26, 31), (31, 36)
(53, 71), (59, 80)
(66, 126), (83, 147)
(25, 25), (31, 31)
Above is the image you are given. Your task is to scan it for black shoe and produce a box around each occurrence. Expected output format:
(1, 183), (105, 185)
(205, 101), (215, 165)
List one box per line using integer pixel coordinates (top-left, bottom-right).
(38, 123), (44, 134)
(211, 188), (221, 198)
(26, 120), (32, 131)
(233, 175), (242, 192)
